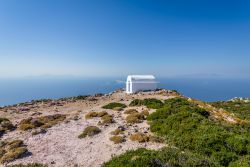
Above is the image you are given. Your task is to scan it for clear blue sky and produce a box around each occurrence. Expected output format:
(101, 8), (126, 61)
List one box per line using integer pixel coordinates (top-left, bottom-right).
(0, 0), (249, 78)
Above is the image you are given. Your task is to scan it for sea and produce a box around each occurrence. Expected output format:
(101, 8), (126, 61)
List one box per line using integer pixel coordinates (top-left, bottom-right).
(0, 77), (250, 106)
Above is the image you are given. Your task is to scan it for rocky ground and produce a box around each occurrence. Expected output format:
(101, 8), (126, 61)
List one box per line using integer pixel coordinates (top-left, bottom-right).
(0, 89), (178, 167)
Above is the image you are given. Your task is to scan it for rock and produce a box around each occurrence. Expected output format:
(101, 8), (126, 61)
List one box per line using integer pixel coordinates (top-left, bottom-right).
(118, 126), (126, 131)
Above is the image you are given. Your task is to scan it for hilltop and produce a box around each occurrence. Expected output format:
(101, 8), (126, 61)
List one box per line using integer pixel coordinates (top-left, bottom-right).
(0, 89), (249, 167)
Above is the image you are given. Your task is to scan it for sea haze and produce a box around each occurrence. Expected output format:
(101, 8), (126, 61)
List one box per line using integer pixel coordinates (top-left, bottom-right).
(0, 77), (250, 106)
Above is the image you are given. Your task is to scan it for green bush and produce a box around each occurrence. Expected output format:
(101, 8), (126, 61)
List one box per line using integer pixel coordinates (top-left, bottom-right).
(210, 101), (250, 121)
(103, 147), (219, 167)
(228, 155), (250, 167)
(130, 98), (164, 109)
(147, 97), (250, 166)
(129, 99), (144, 106)
(102, 103), (127, 110)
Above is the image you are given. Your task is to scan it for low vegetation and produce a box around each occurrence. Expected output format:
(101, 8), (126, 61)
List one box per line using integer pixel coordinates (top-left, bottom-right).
(125, 113), (145, 124)
(78, 126), (101, 138)
(110, 128), (123, 135)
(210, 101), (250, 121)
(99, 114), (114, 125)
(0, 118), (15, 137)
(129, 133), (164, 143)
(85, 112), (98, 119)
(102, 102), (127, 110)
(19, 114), (66, 130)
(106, 97), (250, 166)
(109, 135), (125, 144)
(6, 163), (47, 167)
(97, 111), (108, 117)
(103, 147), (218, 167)
(129, 98), (164, 109)
(85, 111), (109, 119)
(0, 140), (28, 163)
(147, 98), (250, 166)
(141, 110), (149, 116)
(124, 109), (138, 114)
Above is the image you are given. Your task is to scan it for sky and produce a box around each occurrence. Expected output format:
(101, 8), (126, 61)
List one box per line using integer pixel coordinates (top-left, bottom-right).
(0, 0), (250, 78)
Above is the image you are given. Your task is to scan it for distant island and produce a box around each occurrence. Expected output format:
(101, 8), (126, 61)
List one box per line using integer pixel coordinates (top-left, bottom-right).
(0, 89), (249, 167)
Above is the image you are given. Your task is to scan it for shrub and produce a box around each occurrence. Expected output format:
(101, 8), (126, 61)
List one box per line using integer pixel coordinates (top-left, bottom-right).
(124, 109), (138, 114)
(19, 114), (66, 131)
(0, 118), (15, 136)
(143, 98), (164, 109)
(110, 128), (123, 135)
(1, 147), (27, 163)
(102, 103), (127, 110)
(6, 163), (47, 167)
(78, 126), (101, 138)
(210, 101), (250, 121)
(126, 113), (145, 124)
(228, 155), (250, 167)
(130, 133), (149, 143)
(85, 111), (109, 119)
(129, 98), (164, 109)
(147, 97), (250, 166)
(148, 135), (165, 143)
(99, 115), (114, 125)
(113, 107), (123, 111)
(97, 111), (108, 117)
(109, 135), (125, 144)
(103, 147), (218, 167)
(0, 140), (28, 163)
(19, 124), (36, 131)
(85, 112), (98, 119)
(129, 99), (144, 106)
(141, 110), (149, 116)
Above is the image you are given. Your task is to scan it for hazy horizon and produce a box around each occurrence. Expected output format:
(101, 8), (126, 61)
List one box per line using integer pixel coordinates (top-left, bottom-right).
(1, 0), (250, 78)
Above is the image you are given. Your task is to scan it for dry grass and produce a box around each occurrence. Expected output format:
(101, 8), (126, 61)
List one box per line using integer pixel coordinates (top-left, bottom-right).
(85, 111), (109, 119)
(109, 136), (125, 144)
(141, 110), (149, 116)
(78, 126), (101, 138)
(110, 128), (123, 135)
(130, 133), (149, 143)
(97, 111), (108, 117)
(85, 112), (98, 119)
(126, 113), (145, 124)
(0, 118), (15, 136)
(124, 109), (138, 114)
(113, 107), (123, 111)
(130, 133), (164, 143)
(19, 114), (66, 131)
(0, 140), (28, 163)
(6, 163), (47, 167)
(99, 115), (114, 125)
